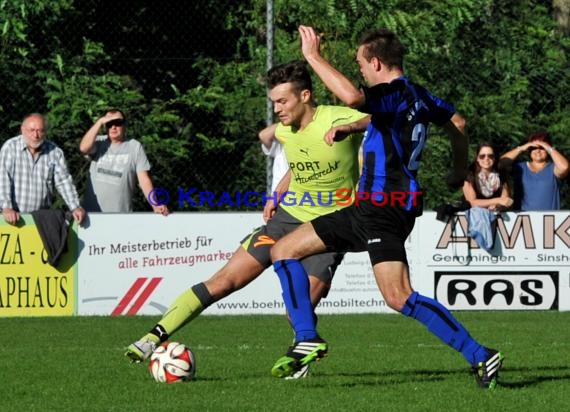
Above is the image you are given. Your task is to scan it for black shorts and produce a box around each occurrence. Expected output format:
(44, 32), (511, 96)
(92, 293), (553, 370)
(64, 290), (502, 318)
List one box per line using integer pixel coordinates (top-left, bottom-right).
(241, 208), (344, 283)
(311, 201), (416, 266)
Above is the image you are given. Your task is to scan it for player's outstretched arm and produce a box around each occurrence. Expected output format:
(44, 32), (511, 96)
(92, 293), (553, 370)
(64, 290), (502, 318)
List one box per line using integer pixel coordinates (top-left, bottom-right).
(442, 113), (469, 188)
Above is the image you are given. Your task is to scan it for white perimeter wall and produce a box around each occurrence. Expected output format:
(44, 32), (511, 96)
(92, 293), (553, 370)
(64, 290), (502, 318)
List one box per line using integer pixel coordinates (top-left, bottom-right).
(77, 211), (570, 315)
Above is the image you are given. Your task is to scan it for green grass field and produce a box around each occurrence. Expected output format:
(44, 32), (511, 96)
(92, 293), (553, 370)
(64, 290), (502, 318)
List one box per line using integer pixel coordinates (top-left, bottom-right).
(1, 312), (568, 412)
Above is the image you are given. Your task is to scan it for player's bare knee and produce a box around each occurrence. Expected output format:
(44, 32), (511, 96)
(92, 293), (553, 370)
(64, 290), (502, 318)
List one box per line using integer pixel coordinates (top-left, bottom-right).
(205, 268), (239, 298)
(204, 278), (230, 299)
(270, 240), (287, 261)
(383, 293), (407, 312)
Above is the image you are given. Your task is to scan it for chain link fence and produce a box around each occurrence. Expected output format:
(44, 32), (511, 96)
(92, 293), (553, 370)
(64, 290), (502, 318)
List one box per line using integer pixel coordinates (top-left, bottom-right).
(1, 1), (568, 211)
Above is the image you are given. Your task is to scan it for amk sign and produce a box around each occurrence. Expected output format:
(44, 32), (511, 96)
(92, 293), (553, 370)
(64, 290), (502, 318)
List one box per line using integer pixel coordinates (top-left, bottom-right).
(427, 212), (568, 311)
(436, 213), (570, 250)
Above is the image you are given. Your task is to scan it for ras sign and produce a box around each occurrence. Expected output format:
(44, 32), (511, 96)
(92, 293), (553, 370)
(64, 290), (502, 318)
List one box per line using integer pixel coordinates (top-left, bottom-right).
(434, 272), (558, 310)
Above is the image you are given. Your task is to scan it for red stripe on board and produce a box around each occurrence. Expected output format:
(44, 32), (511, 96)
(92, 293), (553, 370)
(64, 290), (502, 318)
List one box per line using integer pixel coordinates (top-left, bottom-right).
(111, 277), (147, 316)
(126, 277), (162, 315)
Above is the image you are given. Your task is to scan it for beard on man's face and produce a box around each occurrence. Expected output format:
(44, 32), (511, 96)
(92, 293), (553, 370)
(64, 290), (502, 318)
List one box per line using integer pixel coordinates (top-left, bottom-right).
(24, 135), (45, 149)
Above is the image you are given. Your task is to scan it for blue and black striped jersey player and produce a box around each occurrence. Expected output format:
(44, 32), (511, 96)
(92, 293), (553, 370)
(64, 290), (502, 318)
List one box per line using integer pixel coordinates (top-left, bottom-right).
(269, 25), (503, 390)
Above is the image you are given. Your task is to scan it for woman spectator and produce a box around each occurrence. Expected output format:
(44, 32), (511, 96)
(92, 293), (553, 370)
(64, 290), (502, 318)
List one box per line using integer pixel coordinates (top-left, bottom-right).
(463, 142), (513, 211)
(500, 131), (569, 211)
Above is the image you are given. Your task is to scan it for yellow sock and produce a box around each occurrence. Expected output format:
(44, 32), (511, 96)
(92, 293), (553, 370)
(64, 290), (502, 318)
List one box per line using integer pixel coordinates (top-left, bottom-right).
(156, 287), (205, 337)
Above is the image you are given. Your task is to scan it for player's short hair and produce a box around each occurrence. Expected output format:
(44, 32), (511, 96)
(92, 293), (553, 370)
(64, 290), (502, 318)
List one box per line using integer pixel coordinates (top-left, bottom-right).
(359, 28), (405, 70)
(266, 60), (313, 94)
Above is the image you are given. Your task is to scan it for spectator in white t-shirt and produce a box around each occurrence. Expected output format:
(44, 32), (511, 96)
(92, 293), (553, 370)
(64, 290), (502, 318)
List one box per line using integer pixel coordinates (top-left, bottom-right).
(79, 109), (169, 215)
(258, 123), (289, 193)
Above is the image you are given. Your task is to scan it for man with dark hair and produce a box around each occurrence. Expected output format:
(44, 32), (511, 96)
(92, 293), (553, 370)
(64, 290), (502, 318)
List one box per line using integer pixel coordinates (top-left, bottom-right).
(268, 26), (503, 390)
(125, 61), (370, 380)
(80, 109), (169, 214)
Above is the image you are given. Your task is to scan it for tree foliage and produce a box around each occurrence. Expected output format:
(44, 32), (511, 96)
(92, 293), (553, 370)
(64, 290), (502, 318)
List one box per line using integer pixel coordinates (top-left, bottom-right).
(0, 0), (568, 211)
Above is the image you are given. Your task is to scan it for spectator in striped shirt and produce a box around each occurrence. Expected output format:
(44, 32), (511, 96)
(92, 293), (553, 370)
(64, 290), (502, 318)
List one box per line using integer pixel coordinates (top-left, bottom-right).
(0, 113), (86, 225)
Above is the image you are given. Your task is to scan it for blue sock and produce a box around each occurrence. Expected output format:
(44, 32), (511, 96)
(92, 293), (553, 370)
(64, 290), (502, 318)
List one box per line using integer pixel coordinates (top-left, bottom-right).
(402, 292), (488, 365)
(273, 259), (317, 342)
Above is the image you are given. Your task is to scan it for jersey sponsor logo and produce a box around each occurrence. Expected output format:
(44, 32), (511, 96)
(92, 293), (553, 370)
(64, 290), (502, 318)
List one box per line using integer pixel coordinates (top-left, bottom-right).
(367, 238), (382, 244)
(253, 235), (276, 248)
(434, 271), (558, 310)
(290, 161), (341, 184)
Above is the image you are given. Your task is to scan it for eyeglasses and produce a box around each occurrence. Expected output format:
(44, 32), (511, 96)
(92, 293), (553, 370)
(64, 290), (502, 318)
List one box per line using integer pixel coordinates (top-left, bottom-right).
(106, 119), (125, 128)
(478, 153), (495, 160)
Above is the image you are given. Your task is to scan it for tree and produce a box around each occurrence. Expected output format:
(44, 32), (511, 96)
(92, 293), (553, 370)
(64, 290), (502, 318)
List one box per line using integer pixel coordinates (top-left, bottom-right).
(1, 0), (568, 211)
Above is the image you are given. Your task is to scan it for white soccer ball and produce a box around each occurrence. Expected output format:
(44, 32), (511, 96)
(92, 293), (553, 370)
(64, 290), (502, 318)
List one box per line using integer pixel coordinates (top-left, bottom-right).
(149, 342), (196, 383)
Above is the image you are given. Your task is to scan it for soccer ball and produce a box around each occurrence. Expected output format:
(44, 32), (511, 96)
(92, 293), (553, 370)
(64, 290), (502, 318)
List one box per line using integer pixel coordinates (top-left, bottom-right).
(149, 342), (196, 383)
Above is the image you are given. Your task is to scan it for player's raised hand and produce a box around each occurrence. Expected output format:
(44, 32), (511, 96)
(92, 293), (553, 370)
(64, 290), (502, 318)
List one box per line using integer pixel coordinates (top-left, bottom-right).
(298, 25), (321, 60)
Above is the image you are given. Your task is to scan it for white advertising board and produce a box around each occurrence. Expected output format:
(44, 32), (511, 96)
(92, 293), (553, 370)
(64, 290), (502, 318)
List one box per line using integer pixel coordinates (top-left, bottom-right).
(76, 211), (570, 316)
(77, 213), (397, 316)
(417, 212), (569, 311)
